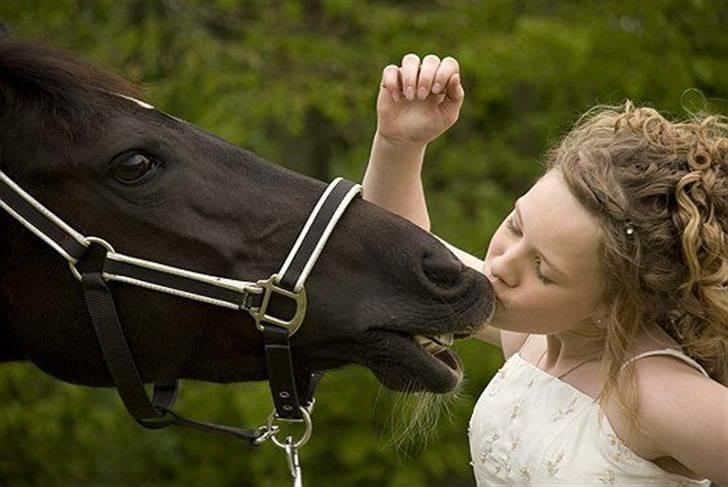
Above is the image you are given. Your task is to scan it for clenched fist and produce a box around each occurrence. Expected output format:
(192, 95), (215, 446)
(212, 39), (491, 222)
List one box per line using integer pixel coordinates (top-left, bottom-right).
(376, 53), (464, 147)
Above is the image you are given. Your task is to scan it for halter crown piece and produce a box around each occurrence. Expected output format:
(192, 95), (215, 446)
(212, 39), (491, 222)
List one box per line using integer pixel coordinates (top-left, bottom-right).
(0, 168), (361, 487)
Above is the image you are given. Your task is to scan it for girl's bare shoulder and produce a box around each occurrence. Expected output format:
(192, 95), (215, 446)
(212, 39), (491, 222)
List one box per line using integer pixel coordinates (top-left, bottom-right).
(598, 342), (721, 478)
(619, 353), (725, 481)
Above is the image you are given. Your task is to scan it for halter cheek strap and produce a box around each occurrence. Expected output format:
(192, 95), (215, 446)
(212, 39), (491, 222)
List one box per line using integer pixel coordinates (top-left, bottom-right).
(261, 178), (361, 419)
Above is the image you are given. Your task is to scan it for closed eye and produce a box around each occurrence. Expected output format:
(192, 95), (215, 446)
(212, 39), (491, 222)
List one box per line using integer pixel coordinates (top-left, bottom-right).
(505, 216), (553, 285)
(505, 216), (521, 237)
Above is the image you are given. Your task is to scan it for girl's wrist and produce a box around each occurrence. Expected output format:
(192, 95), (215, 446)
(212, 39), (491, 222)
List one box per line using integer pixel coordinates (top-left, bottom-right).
(373, 131), (427, 160)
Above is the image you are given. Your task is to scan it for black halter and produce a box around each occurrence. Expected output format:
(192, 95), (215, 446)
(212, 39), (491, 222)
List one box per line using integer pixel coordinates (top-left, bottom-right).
(0, 169), (361, 445)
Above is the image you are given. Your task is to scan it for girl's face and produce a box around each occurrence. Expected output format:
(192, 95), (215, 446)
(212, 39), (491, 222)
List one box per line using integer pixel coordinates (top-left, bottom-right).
(483, 170), (605, 334)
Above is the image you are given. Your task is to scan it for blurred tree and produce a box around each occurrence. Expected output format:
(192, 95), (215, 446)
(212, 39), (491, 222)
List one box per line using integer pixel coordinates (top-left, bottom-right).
(1, 0), (726, 485)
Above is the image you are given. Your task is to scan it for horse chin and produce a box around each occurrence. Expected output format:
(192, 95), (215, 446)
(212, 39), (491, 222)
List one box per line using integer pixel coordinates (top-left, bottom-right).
(366, 332), (464, 393)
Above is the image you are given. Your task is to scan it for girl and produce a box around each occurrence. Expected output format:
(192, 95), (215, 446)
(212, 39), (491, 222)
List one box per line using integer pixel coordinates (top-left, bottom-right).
(363, 53), (727, 485)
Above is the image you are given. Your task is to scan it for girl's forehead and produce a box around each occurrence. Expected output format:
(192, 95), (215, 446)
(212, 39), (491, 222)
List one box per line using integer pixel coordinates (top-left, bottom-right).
(521, 172), (603, 274)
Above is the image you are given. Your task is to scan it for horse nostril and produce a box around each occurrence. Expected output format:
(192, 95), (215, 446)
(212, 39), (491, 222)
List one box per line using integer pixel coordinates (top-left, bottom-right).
(422, 250), (463, 288)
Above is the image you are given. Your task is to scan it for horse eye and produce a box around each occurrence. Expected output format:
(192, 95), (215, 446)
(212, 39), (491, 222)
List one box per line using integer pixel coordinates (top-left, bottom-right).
(112, 153), (159, 184)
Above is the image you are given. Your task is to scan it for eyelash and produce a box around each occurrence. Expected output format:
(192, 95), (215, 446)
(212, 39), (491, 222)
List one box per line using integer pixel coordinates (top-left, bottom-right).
(505, 217), (553, 285)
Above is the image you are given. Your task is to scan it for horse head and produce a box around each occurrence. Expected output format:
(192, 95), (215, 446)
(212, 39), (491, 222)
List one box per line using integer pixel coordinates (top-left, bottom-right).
(0, 39), (495, 399)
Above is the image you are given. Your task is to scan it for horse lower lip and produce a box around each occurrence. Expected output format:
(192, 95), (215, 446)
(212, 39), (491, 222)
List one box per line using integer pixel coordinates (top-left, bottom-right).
(433, 348), (460, 373)
(368, 331), (464, 392)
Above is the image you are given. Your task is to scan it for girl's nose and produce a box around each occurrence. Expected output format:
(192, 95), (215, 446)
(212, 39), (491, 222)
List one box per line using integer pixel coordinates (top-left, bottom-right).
(489, 248), (520, 288)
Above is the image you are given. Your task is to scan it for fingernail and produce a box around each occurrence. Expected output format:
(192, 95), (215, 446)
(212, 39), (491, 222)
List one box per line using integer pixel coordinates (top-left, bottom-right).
(417, 87), (428, 100)
(432, 83), (442, 94)
(406, 86), (415, 100)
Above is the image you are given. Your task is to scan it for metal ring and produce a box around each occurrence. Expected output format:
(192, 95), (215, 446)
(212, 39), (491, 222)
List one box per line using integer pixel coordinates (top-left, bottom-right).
(267, 406), (312, 449)
(252, 425), (280, 446)
(68, 236), (116, 281)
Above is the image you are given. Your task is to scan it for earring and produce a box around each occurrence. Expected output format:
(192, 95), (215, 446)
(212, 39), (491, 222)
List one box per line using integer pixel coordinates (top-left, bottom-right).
(625, 220), (635, 236)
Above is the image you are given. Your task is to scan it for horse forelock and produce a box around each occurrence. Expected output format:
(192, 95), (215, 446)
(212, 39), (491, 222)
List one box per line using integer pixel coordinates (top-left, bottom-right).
(0, 38), (142, 144)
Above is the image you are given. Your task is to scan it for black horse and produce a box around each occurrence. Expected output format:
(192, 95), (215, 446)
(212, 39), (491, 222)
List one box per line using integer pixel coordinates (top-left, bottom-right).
(0, 38), (494, 410)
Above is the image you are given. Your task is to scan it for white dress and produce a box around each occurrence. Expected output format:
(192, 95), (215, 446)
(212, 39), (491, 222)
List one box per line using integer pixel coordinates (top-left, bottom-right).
(468, 347), (712, 486)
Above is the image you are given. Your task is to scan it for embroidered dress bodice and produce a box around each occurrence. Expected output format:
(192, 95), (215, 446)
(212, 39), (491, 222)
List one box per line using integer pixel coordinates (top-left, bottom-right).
(469, 347), (712, 486)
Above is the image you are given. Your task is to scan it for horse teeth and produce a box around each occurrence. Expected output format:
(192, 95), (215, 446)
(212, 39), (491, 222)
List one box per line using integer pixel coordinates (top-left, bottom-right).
(415, 334), (454, 354)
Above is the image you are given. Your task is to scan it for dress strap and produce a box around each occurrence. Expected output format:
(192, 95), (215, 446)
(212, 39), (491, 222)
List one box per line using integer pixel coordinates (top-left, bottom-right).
(620, 348), (710, 378)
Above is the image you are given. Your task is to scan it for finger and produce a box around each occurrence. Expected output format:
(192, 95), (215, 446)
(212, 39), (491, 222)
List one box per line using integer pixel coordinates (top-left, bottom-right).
(433, 56), (459, 95)
(400, 53), (420, 101)
(417, 54), (440, 100)
(381, 64), (401, 102)
(443, 72), (464, 108)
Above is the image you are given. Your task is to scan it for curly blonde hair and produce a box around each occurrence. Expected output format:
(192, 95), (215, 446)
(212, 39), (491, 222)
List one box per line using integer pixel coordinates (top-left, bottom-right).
(545, 101), (728, 433)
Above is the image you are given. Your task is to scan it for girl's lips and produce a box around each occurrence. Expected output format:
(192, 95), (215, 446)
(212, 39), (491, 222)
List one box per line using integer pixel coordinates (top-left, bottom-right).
(484, 268), (509, 307)
(488, 275), (505, 292)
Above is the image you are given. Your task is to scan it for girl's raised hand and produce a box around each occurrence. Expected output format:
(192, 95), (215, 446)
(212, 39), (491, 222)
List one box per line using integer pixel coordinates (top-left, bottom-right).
(376, 53), (464, 147)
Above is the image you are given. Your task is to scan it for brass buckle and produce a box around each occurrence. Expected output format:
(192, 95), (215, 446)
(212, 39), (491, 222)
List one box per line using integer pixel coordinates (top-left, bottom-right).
(248, 274), (307, 336)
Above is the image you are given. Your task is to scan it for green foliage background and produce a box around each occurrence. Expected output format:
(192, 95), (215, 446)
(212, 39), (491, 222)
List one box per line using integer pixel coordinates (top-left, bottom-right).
(1, 1), (726, 485)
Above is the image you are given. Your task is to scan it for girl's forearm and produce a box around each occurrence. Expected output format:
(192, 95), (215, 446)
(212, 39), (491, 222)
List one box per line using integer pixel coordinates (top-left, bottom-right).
(362, 132), (431, 231)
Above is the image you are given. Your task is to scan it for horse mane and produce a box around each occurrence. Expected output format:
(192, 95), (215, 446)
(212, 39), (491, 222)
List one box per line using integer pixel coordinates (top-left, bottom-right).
(0, 38), (142, 142)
